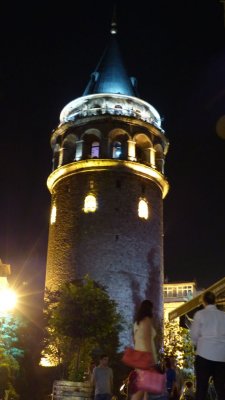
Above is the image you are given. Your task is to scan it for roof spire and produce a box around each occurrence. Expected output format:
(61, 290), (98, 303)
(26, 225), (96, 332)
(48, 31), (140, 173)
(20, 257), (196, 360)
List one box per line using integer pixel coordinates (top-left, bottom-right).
(110, 4), (117, 35)
(82, 3), (139, 98)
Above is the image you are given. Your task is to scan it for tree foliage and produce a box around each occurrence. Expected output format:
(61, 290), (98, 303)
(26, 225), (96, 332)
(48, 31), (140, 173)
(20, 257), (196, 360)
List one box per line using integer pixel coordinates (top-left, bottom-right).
(43, 276), (123, 380)
(0, 315), (24, 399)
(0, 311), (43, 400)
(163, 320), (195, 377)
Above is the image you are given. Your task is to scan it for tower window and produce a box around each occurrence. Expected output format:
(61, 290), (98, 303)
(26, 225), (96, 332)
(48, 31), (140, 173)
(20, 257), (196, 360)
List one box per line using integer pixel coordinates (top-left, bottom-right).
(84, 194), (97, 213)
(138, 199), (149, 220)
(112, 141), (122, 159)
(50, 204), (57, 224)
(91, 141), (100, 158)
(116, 179), (121, 188)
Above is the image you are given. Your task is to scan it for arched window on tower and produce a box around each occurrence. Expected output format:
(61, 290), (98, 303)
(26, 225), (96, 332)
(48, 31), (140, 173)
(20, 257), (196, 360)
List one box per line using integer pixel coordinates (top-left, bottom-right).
(50, 204), (57, 224)
(91, 141), (100, 158)
(61, 134), (77, 165)
(52, 144), (60, 170)
(84, 194), (97, 213)
(112, 141), (122, 159)
(154, 144), (164, 173)
(138, 198), (149, 220)
(134, 134), (152, 164)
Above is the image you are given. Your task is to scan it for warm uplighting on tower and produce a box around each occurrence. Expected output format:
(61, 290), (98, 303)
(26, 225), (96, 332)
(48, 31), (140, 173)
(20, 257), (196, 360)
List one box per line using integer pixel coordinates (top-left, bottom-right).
(0, 288), (17, 313)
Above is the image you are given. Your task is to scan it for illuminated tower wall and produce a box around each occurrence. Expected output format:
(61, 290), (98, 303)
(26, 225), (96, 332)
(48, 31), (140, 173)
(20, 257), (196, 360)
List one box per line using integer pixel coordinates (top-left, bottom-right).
(45, 28), (169, 345)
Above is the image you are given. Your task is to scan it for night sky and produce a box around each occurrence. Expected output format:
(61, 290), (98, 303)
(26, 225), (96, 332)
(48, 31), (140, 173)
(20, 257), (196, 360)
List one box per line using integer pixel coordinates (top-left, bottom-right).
(1, 1), (225, 302)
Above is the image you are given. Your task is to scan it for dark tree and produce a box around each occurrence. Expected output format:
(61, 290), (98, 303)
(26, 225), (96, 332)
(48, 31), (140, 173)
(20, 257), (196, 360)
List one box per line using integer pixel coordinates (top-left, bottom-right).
(43, 276), (123, 381)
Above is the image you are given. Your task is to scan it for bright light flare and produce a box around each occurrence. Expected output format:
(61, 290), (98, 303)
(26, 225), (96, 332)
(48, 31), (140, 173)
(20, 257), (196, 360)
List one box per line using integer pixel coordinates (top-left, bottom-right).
(0, 288), (17, 313)
(40, 357), (53, 367)
(40, 349), (59, 367)
(120, 384), (125, 392)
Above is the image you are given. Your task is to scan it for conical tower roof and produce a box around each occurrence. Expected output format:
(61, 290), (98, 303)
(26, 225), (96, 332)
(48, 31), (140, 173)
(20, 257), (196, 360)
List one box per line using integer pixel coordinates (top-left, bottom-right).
(59, 16), (164, 133)
(83, 23), (138, 97)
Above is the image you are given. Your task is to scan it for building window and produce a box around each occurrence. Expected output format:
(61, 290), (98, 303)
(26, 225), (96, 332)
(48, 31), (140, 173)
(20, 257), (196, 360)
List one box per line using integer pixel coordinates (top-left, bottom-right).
(163, 285), (194, 298)
(84, 194), (97, 213)
(112, 141), (122, 159)
(91, 141), (100, 158)
(138, 199), (149, 220)
(50, 204), (57, 224)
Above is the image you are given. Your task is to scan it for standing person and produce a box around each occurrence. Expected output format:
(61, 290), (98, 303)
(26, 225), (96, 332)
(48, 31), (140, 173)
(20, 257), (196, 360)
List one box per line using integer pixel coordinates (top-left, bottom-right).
(190, 290), (225, 400)
(164, 357), (176, 399)
(130, 299), (158, 400)
(91, 354), (113, 400)
(169, 356), (183, 400)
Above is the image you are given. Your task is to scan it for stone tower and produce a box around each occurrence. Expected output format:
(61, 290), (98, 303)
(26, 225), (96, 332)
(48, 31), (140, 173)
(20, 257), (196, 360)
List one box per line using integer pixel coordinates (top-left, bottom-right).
(45, 22), (169, 344)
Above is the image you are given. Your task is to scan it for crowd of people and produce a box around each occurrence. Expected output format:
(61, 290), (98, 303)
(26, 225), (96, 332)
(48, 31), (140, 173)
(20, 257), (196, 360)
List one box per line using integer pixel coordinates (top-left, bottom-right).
(90, 291), (225, 400)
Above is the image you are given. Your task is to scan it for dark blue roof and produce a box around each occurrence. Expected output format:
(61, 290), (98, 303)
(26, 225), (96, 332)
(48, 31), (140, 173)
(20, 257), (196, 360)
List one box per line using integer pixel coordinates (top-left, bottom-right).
(83, 34), (138, 97)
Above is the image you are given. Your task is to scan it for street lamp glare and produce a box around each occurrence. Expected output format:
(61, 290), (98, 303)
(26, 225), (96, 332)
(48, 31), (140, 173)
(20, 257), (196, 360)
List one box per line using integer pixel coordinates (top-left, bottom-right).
(0, 288), (17, 312)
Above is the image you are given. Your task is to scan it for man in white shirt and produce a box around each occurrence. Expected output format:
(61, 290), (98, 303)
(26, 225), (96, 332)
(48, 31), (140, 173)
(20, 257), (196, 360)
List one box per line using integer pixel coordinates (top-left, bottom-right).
(190, 290), (225, 400)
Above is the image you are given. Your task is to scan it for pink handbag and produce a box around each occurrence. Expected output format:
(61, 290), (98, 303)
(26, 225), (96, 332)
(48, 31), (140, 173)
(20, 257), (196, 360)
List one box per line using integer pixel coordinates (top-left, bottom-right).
(121, 347), (154, 370)
(129, 368), (166, 395)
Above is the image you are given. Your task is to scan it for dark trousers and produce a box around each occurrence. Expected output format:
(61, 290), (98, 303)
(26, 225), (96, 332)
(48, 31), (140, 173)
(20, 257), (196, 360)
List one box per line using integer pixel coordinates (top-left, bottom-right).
(94, 394), (111, 400)
(195, 355), (225, 400)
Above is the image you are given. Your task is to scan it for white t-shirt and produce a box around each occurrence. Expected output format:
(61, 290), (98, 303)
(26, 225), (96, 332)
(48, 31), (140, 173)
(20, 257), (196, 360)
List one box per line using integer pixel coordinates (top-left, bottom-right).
(133, 316), (157, 362)
(190, 304), (225, 362)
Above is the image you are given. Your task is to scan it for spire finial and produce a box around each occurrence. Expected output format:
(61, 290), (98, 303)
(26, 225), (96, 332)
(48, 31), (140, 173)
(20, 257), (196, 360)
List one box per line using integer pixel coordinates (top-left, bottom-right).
(110, 4), (117, 35)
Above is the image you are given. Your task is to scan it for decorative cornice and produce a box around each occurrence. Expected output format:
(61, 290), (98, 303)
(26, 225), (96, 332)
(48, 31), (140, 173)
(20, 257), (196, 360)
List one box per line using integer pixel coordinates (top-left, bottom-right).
(60, 93), (163, 130)
(47, 159), (169, 198)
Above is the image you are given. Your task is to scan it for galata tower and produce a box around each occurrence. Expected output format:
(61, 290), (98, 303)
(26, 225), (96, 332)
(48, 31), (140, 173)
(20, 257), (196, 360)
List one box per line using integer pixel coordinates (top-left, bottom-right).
(45, 21), (169, 345)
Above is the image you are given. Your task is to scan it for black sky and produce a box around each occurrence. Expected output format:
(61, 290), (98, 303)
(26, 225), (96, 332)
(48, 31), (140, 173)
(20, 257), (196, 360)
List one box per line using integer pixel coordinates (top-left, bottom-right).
(1, 0), (225, 297)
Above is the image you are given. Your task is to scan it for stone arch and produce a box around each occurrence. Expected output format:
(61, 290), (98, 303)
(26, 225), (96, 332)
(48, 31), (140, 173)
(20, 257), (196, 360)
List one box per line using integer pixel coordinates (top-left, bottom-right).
(114, 104), (123, 115)
(61, 133), (77, 165)
(108, 128), (131, 159)
(52, 143), (60, 170)
(134, 133), (152, 163)
(90, 103), (102, 116)
(81, 128), (102, 140)
(154, 143), (164, 173)
(81, 128), (102, 159)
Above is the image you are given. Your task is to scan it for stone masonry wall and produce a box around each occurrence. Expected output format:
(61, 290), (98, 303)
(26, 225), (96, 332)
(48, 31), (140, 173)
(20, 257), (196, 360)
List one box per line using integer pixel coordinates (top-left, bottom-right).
(46, 167), (164, 347)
